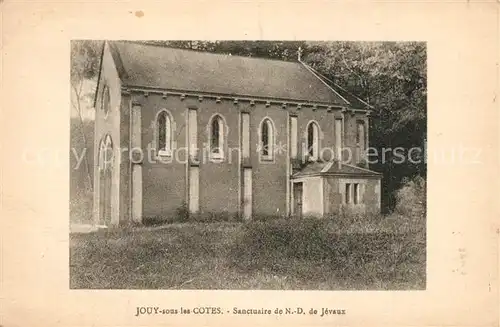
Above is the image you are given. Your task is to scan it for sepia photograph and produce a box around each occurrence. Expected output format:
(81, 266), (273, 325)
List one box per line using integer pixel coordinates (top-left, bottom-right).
(69, 40), (427, 290)
(3, 1), (500, 326)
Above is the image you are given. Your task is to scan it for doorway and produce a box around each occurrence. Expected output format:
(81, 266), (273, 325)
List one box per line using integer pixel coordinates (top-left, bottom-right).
(98, 134), (113, 226)
(293, 182), (303, 218)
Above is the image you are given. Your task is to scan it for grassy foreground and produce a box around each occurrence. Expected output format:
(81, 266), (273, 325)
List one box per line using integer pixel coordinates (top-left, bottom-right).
(70, 215), (425, 290)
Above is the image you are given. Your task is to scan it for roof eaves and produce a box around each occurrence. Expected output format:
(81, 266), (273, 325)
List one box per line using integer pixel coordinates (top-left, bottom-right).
(92, 41), (106, 109)
(325, 172), (382, 178)
(120, 84), (349, 108)
(107, 41), (129, 82)
(299, 60), (351, 106)
(310, 66), (376, 111)
(341, 163), (383, 175)
(292, 161), (382, 179)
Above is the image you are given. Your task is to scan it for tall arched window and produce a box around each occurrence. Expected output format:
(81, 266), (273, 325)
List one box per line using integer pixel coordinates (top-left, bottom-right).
(99, 134), (114, 171)
(101, 85), (110, 116)
(307, 121), (320, 160)
(156, 110), (173, 156)
(260, 118), (275, 161)
(209, 114), (225, 159)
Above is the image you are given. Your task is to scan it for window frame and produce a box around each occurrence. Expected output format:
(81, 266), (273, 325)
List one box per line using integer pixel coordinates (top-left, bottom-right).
(155, 109), (174, 158)
(306, 120), (321, 161)
(344, 182), (363, 205)
(98, 134), (114, 171)
(353, 183), (359, 204)
(208, 113), (227, 161)
(259, 117), (275, 162)
(345, 183), (351, 204)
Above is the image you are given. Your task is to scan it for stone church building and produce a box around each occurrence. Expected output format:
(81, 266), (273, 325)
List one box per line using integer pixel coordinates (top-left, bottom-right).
(93, 41), (382, 226)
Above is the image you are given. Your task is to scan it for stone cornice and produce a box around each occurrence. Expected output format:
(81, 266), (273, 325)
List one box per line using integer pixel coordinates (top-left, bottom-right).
(120, 85), (371, 114)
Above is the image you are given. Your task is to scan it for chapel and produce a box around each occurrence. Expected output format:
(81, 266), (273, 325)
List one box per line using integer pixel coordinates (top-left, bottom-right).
(93, 41), (382, 226)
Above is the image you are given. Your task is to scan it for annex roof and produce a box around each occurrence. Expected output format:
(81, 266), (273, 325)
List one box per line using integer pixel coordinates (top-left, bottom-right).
(292, 161), (382, 178)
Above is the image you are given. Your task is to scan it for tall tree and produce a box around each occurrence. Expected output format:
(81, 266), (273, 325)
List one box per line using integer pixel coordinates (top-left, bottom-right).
(70, 40), (102, 191)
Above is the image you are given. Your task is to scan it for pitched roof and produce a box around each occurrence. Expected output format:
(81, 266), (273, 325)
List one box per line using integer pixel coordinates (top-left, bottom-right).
(292, 160), (381, 178)
(107, 41), (352, 106)
(301, 63), (374, 110)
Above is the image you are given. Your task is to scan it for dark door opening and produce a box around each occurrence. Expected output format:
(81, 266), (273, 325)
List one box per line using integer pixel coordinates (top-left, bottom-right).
(293, 182), (303, 218)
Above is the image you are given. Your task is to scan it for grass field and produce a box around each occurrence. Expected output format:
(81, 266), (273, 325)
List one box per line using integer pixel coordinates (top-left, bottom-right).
(70, 215), (426, 290)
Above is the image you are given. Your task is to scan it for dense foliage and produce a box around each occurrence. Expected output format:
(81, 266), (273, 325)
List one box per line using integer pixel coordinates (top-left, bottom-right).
(306, 42), (426, 210)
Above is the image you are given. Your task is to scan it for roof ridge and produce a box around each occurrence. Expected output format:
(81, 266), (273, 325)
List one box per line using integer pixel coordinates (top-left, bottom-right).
(112, 40), (304, 65)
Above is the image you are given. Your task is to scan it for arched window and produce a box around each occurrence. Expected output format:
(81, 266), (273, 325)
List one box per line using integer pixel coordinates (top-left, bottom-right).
(156, 110), (173, 156)
(209, 114), (225, 159)
(307, 121), (320, 160)
(260, 118), (275, 161)
(98, 134), (114, 171)
(101, 85), (110, 116)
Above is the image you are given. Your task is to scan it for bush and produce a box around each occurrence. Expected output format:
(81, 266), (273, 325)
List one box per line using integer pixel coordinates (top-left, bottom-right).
(175, 201), (189, 223)
(388, 175), (426, 236)
(394, 175), (426, 217)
